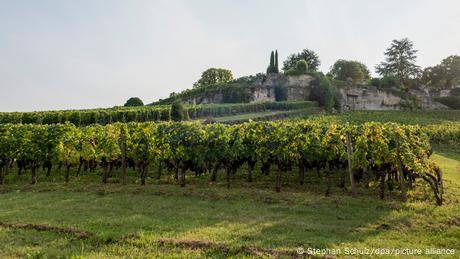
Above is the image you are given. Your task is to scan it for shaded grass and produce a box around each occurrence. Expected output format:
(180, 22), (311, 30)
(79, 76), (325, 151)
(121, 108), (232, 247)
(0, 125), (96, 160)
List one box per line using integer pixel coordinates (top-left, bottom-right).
(0, 146), (459, 258)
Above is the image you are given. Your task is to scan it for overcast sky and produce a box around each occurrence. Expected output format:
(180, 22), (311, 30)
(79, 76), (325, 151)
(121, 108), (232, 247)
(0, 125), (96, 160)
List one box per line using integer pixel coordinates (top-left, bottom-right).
(1, 0), (459, 112)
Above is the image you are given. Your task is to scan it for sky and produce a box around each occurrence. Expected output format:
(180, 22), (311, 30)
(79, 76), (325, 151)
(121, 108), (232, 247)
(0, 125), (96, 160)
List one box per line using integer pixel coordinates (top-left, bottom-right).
(0, 0), (459, 112)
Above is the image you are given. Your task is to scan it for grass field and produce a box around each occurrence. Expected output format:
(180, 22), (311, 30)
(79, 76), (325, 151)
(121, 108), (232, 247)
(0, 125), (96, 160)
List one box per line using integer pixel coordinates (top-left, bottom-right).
(0, 145), (459, 258)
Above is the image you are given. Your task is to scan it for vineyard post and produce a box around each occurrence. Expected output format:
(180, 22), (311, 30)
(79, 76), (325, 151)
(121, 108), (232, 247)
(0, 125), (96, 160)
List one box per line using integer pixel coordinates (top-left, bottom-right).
(120, 126), (127, 185)
(65, 165), (71, 183)
(180, 167), (186, 187)
(156, 161), (162, 180)
(226, 167), (231, 189)
(275, 164), (283, 193)
(346, 132), (358, 198)
(396, 154), (407, 201)
(0, 166), (4, 185)
(31, 163), (37, 184)
(299, 160), (305, 185)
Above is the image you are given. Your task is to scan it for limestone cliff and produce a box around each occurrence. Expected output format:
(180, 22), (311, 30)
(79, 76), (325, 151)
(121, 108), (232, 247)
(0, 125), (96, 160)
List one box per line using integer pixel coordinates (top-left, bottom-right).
(182, 73), (448, 110)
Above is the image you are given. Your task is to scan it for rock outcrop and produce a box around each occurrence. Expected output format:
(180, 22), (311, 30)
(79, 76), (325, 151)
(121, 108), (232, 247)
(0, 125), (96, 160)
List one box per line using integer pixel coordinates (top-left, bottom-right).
(183, 73), (449, 110)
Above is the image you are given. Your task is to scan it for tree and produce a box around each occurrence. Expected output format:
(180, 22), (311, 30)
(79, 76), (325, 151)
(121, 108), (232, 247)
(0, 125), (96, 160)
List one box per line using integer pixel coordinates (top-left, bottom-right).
(170, 100), (185, 121)
(193, 68), (233, 89)
(309, 74), (335, 112)
(295, 60), (308, 74)
(267, 51), (279, 74)
(124, 97), (144, 107)
(275, 50), (279, 73)
(283, 48), (320, 72)
(330, 60), (370, 84)
(422, 55), (460, 89)
(376, 38), (421, 86)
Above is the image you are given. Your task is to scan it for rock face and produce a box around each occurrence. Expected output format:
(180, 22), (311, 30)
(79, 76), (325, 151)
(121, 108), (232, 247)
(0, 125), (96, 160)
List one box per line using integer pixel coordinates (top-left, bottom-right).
(251, 74), (315, 102)
(183, 73), (448, 110)
(338, 86), (402, 111)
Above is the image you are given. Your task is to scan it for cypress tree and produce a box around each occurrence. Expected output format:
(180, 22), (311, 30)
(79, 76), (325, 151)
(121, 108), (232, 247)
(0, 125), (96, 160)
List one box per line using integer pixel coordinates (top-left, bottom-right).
(270, 51), (275, 68)
(275, 50), (279, 73)
(267, 51), (276, 74)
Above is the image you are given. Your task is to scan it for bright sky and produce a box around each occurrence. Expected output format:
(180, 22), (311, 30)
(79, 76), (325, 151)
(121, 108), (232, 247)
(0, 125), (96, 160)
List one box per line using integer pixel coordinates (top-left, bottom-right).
(1, 0), (459, 112)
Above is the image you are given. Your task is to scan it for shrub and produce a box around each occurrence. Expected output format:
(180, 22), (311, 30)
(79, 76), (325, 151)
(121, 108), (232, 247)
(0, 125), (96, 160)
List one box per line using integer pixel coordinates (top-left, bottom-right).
(370, 78), (381, 87)
(380, 74), (399, 88)
(310, 74), (335, 112)
(274, 86), (288, 101)
(296, 60), (308, 74)
(171, 101), (185, 121)
(124, 97), (144, 107)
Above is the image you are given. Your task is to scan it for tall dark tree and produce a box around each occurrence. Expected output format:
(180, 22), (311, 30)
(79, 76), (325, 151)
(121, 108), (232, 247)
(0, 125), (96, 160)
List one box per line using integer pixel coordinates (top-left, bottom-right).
(283, 48), (320, 72)
(267, 51), (277, 74)
(275, 50), (279, 73)
(376, 38), (421, 86)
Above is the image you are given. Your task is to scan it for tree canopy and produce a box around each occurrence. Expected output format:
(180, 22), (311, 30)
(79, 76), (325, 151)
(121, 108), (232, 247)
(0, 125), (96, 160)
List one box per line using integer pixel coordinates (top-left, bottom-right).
(193, 68), (234, 89)
(329, 60), (370, 84)
(283, 48), (320, 72)
(124, 97), (144, 107)
(376, 38), (421, 86)
(422, 55), (460, 90)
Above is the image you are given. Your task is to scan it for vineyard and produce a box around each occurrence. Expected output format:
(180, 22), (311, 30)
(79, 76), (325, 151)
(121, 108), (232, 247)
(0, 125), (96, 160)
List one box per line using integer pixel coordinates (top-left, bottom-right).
(0, 101), (316, 125)
(0, 121), (446, 205)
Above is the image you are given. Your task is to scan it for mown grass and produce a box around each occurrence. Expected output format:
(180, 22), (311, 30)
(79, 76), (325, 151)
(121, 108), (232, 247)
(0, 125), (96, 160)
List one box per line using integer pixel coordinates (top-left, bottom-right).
(0, 146), (459, 258)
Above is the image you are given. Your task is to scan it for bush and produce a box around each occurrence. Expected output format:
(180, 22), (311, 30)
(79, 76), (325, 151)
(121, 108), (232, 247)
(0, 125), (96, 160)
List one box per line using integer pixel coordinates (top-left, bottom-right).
(309, 74), (335, 112)
(274, 86), (288, 101)
(284, 60), (308, 76)
(296, 60), (308, 74)
(124, 97), (144, 107)
(380, 74), (399, 88)
(171, 101), (185, 121)
(370, 78), (381, 87)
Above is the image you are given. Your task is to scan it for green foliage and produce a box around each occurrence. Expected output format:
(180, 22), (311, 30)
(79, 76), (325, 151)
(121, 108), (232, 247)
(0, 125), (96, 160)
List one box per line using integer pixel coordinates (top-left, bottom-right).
(266, 50), (279, 74)
(274, 86), (288, 101)
(309, 74), (337, 112)
(329, 60), (370, 84)
(193, 68), (233, 89)
(380, 74), (400, 88)
(274, 50), (279, 73)
(295, 60), (308, 74)
(0, 120), (444, 204)
(283, 48), (320, 72)
(0, 101), (315, 125)
(124, 97), (144, 107)
(376, 38), (421, 86)
(170, 101), (185, 121)
(422, 55), (460, 90)
(156, 74), (265, 105)
(284, 60), (308, 76)
(370, 77), (381, 87)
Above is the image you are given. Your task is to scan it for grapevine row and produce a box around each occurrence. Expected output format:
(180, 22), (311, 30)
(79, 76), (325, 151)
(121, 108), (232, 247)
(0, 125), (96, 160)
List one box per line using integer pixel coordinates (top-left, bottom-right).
(0, 121), (443, 204)
(0, 101), (316, 126)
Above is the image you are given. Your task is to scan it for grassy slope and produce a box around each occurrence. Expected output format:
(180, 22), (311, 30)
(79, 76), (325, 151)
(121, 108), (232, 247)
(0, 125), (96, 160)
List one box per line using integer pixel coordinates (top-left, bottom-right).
(211, 107), (323, 123)
(0, 146), (459, 258)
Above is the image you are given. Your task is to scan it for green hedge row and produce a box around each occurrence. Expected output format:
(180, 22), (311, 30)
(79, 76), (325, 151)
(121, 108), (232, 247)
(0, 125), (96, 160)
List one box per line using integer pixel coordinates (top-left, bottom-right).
(0, 101), (317, 126)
